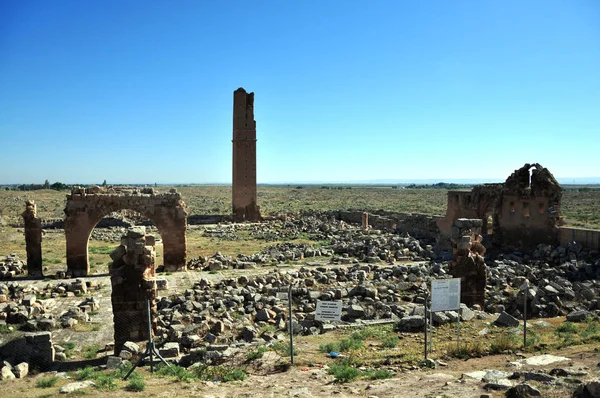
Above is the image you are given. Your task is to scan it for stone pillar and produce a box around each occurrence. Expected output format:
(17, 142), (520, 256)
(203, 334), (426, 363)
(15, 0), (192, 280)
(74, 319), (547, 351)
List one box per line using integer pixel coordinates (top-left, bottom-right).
(232, 87), (261, 222)
(449, 218), (487, 308)
(362, 212), (369, 231)
(21, 201), (43, 277)
(110, 227), (157, 355)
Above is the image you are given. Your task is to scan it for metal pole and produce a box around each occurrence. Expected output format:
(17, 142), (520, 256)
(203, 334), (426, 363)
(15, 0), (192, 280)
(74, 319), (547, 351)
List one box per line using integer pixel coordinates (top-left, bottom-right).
(523, 287), (528, 348)
(457, 312), (460, 351)
(424, 293), (428, 360)
(147, 300), (154, 373)
(429, 301), (433, 354)
(288, 285), (294, 365)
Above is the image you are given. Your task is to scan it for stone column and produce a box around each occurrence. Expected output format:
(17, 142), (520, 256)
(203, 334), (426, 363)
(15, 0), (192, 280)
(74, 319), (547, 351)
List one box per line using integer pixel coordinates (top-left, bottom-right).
(21, 201), (43, 277)
(110, 227), (157, 355)
(362, 212), (369, 231)
(449, 218), (487, 308)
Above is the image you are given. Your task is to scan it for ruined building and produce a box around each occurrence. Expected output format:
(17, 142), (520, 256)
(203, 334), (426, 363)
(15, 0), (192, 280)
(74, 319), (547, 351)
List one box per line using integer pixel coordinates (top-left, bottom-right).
(232, 87), (261, 222)
(437, 163), (562, 250)
(64, 186), (188, 276)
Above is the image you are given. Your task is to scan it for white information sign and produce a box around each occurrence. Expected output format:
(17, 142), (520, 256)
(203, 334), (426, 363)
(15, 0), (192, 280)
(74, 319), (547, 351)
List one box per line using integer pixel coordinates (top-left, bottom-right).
(431, 278), (461, 312)
(315, 300), (343, 322)
(277, 292), (289, 300)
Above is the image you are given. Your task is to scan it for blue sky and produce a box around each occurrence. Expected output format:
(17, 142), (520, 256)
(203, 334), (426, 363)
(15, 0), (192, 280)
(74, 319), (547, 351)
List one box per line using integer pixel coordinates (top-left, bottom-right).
(1, 1), (599, 184)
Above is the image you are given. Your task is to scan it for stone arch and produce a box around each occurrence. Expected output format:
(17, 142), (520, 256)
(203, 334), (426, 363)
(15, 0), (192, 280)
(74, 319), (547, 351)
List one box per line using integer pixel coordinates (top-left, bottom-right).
(64, 187), (187, 276)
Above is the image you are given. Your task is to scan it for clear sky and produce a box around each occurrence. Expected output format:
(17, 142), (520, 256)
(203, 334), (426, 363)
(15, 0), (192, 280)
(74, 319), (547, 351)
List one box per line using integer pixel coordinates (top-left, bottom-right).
(1, 1), (599, 184)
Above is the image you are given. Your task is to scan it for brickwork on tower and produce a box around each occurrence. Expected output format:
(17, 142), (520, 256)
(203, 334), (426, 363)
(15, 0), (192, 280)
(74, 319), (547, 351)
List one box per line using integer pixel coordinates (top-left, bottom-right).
(232, 87), (261, 222)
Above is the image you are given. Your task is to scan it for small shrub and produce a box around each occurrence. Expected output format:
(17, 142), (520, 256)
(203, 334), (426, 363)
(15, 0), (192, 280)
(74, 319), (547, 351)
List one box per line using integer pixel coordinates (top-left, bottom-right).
(247, 346), (267, 361)
(222, 368), (246, 382)
(447, 341), (485, 359)
(364, 369), (394, 380)
(338, 334), (364, 352)
(36, 376), (59, 388)
(271, 342), (297, 356)
(126, 377), (145, 392)
(556, 322), (578, 334)
(82, 344), (101, 359)
(318, 342), (339, 353)
(156, 364), (195, 382)
(490, 333), (518, 354)
(75, 366), (98, 381)
(95, 373), (117, 390)
(327, 361), (361, 383)
(381, 336), (399, 349)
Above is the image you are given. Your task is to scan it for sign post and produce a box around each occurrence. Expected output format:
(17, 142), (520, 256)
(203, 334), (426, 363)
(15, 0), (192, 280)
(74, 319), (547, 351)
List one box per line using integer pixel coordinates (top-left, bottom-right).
(431, 278), (462, 353)
(315, 300), (343, 322)
(521, 282), (529, 348)
(288, 285), (294, 365)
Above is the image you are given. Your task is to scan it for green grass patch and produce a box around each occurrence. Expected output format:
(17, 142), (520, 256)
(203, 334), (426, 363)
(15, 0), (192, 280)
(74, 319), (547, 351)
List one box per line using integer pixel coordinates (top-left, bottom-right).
(364, 368), (394, 380)
(247, 346), (267, 361)
(489, 333), (519, 354)
(381, 335), (399, 349)
(82, 345), (101, 359)
(156, 364), (195, 382)
(327, 361), (361, 383)
(36, 376), (59, 388)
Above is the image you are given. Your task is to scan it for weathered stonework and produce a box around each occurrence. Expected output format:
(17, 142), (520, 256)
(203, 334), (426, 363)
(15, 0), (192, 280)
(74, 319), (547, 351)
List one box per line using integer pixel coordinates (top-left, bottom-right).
(110, 227), (157, 355)
(21, 201), (43, 277)
(64, 186), (187, 276)
(232, 87), (261, 222)
(437, 163), (562, 250)
(448, 218), (487, 308)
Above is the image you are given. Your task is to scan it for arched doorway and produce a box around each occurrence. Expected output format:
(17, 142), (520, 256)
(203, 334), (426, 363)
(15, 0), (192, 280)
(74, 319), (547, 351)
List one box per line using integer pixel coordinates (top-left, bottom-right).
(64, 187), (187, 276)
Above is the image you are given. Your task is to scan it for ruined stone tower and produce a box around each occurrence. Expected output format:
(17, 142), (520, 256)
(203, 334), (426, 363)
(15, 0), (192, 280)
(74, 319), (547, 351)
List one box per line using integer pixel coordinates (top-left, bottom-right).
(232, 87), (261, 221)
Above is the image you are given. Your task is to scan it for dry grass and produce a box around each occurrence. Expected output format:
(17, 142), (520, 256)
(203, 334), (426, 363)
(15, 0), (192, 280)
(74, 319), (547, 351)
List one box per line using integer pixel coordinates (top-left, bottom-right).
(2, 186), (599, 228)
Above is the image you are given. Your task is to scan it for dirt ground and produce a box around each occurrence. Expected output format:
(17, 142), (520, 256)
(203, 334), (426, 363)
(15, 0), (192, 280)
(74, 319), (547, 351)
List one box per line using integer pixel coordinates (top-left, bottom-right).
(3, 343), (597, 398)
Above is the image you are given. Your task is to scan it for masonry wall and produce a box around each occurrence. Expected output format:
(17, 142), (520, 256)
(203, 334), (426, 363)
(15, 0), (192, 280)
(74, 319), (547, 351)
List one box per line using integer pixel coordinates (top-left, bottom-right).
(329, 210), (442, 240)
(560, 227), (600, 251)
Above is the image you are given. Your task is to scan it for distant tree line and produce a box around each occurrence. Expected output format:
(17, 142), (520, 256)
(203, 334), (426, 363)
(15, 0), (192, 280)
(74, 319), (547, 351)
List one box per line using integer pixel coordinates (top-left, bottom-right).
(404, 182), (474, 189)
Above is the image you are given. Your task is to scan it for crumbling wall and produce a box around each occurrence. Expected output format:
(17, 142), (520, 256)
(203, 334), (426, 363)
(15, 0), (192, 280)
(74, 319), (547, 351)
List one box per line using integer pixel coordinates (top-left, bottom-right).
(495, 163), (562, 250)
(333, 210), (441, 240)
(110, 227), (157, 355)
(0, 332), (55, 371)
(64, 186), (187, 276)
(448, 219), (487, 308)
(437, 163), (562, 250)
(21, 201), (43, 277)
(232, 87), (261, 222)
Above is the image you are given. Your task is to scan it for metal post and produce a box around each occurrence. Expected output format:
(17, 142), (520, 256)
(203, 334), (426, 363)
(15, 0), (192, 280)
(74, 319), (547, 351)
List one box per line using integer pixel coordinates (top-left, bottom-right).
(429, 301), (433, 354)
(148, 300), (153, 373)
(523, 287), (528, 348)
(457, 312), (460, 351)
(424, 293), (428, 360)
(288, 284), (294, 365)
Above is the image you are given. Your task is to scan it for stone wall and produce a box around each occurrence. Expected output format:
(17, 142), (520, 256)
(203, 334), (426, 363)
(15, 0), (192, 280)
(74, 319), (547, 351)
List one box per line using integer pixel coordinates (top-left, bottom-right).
(0, 331), (55, 370)
(330, 210), (441, 240)
(64, 186), (187, 276)
(110, 227), (157, 355)
(560, 227), (600, 251)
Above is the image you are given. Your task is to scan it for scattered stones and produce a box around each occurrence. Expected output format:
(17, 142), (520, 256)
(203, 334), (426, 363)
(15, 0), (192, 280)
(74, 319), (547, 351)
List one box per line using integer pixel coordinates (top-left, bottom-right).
(494, 312), (520, 327)
(59, 380), (95, 394)
(505, 383), (542, 398)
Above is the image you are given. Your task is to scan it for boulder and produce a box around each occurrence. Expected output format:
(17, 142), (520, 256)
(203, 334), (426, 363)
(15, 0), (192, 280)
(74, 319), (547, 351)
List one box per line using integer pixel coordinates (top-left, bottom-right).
(494, 312), (519, 327)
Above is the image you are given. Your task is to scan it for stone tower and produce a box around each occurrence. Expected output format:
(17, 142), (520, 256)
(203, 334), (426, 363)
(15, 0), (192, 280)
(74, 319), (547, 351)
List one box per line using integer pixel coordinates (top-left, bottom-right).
(232, 87), (261, 221)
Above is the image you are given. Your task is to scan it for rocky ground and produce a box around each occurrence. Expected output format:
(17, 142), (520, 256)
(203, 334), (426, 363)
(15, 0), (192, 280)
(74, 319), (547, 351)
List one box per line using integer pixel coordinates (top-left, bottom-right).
(0, 215), (600, 397)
